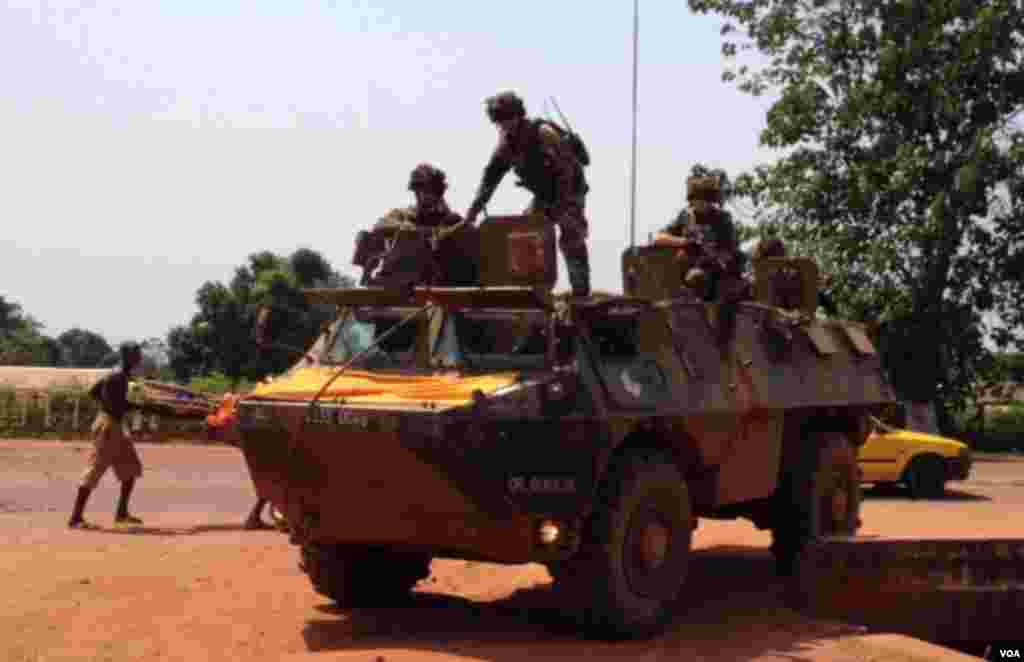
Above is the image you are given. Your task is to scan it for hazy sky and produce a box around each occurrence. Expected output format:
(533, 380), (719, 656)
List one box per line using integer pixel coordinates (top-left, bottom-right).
(1, 0), (779, 348)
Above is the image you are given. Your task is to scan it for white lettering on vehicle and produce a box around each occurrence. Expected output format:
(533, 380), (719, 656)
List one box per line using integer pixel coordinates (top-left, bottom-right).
(507, 476), (577, 494)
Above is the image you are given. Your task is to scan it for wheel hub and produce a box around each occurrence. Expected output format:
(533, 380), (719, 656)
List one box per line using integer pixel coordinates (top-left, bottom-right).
(832, 488), (848, 526)
(639, 520), (670, 569)
(625, 507), (686, 600)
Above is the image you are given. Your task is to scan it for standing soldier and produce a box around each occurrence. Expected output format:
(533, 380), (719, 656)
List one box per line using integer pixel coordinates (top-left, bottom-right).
(464, 91), (592, 297)
(68, 342), (146, 529)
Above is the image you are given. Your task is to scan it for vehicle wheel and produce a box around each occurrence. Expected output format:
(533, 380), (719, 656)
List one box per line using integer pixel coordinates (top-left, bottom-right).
(299, 543), (432, 607)
(904, 454), (947, 500)
(549, 451), (692, 640)
(771, 431), (861, 578)
(811, 432), (862, 537)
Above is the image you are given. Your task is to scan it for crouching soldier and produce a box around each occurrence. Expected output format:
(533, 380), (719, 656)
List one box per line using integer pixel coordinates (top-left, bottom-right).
(654, 173), (746, 303)
(356, 163), (478, 287)
(752, 237), (839, 316)
(68, 342), (146, 529)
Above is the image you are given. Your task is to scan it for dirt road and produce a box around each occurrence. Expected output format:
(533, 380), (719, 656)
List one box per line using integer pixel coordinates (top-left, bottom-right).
(3, 439), (1018, 662)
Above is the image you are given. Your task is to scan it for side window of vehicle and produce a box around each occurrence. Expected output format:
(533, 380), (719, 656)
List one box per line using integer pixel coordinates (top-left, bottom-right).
(588, 317), (640, 358)
(587, 316), (670, 409)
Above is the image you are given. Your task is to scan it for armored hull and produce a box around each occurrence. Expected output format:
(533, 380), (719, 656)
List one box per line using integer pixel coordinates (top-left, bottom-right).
(233, 216), (1024, 641)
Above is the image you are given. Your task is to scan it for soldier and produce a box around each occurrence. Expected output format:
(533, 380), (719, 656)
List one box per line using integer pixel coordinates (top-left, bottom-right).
(654, 174), (746, 302)
(751, 236), (839, 315)
(68, 342), (146, 529)
(369, 163), (478, 287)
(464, 91), (592, 297)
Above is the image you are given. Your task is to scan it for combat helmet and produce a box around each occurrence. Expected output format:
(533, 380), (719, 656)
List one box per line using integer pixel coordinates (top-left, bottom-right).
(485, 91), (526, 123)
(686, 174), (723, 203)
(408, 163), (447, 194)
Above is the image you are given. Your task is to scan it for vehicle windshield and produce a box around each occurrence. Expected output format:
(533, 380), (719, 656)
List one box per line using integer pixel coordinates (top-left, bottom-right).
(434, 310), (548, 372)
(320, 306), (551, 372)
(321, 308), (420, 369)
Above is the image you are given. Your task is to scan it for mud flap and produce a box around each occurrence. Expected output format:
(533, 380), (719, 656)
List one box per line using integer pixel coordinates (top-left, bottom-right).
(797, 537), (1024, 642)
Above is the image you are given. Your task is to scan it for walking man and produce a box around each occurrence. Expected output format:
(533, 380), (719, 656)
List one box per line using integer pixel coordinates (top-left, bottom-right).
(68, 341), (146, 528)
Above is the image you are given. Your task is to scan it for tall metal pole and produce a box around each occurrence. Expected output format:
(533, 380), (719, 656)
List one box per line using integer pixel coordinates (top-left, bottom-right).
(629, 0), (639, 249)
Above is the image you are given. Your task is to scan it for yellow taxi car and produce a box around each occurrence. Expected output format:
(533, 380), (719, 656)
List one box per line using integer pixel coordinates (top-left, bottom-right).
(857, 416), (972, 499)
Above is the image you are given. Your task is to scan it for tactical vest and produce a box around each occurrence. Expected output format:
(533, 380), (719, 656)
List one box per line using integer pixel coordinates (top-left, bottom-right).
(512, 119), (587, 203)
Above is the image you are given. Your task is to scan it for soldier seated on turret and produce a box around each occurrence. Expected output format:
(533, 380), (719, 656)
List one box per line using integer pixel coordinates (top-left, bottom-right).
(750, 237), (839, 316)
(353, 164), (479, 287)
(653, 173), (747, 303)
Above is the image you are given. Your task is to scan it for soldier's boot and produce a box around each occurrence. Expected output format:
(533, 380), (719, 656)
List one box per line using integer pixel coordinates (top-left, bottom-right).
(563, 246), (591, 298)
(114, 478), (143, 525)
(244, 498), (272, 530)
(68, 486), (92, 529)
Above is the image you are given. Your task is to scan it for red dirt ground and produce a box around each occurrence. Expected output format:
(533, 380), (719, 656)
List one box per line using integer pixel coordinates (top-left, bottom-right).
(4, 439), (1018, 662)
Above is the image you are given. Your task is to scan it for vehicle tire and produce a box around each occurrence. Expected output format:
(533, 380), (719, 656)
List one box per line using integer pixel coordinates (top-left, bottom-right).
(549, 451), (692, 640)
(904, 454), (947, 500)
(771, 431), (861, 578)
(299, 543), (432, 607)
(810, 432), (862, 538)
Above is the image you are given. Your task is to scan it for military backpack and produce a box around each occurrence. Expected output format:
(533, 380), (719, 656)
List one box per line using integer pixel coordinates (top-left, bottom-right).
(536, 119), (591, 167)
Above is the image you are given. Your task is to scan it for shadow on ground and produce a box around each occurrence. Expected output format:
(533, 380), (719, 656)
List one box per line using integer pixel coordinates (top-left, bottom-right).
(862, 485), (991, 501)
(75, 522), (275, 536)
(302, 546), (864, 662)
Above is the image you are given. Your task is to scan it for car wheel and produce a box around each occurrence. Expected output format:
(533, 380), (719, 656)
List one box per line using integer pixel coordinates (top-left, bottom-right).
(904, 454), (947, 500)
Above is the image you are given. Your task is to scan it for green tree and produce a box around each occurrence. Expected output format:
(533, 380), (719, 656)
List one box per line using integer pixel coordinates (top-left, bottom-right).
(691, 0), (1024, 430)
(0, 296), (63, 366)
(166, 248), (354, 386)
(57, 328), (113, 368)
(995, 352), (1024, 383)
(0, 296), (25, 335)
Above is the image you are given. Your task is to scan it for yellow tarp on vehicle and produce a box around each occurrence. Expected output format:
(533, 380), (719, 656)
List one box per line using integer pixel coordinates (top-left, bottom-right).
(245, 367), (520, 405)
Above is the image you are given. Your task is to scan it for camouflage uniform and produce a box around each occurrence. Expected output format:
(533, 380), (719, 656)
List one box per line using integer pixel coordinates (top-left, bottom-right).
(659, 203), (746, 302)
(371, 164), (478, 287)
(466, 91), (591, 296)
(750, 237), (800, 309)
(751, 237), (838, 315)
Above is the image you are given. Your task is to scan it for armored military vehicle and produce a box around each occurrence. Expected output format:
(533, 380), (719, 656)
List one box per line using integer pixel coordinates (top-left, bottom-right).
(233, 212), (903, 639)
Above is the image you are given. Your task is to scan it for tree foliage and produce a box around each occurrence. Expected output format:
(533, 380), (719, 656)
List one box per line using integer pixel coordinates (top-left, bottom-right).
(57, 328), (113, 368)
(692, 0), (1024, 427)
(995, 352), (1024, 383)
(0, 295), (63, 366)
(165, 248), (354, 386)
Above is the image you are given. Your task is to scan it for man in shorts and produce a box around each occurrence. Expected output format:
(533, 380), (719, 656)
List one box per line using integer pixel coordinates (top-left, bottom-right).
(68, 341), (146, 528)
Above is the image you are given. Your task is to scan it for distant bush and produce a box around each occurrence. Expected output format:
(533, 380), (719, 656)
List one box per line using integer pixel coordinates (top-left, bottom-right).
(186, 372), (255, 397)
(957, 403), (1024, 454)
(0, 383), (211, 443)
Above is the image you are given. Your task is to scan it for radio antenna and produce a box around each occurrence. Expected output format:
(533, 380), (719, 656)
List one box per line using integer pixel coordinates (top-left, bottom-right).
(629, 0), (639, 250)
